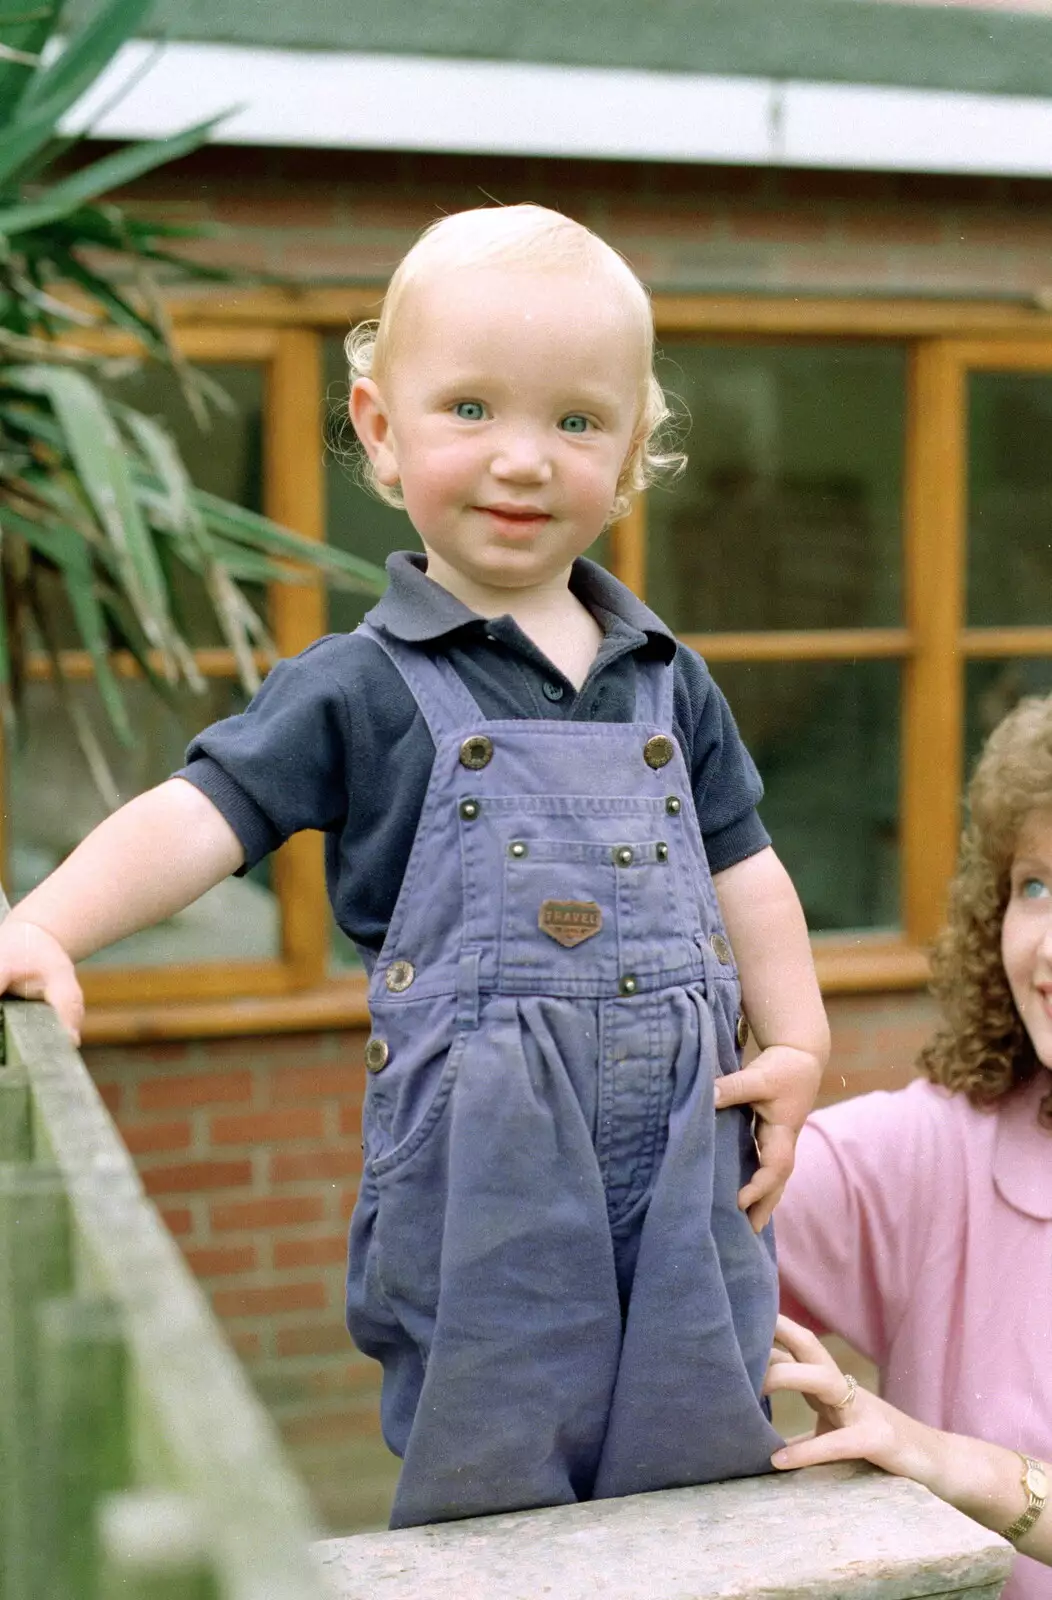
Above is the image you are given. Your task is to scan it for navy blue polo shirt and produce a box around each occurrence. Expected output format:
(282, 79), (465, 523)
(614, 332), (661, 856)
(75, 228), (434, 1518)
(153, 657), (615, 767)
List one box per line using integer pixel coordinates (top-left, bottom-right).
(179, 552), (769, 962)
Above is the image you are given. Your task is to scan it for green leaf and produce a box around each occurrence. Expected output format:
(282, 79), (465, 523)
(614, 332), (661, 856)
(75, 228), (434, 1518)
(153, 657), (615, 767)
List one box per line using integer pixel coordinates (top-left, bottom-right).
(194, 491), (388, 593)
(0, 515), (11, 691)
(47, 247), (168, 353)
(0, 113), (228, 236)
(0, 1), (60, 132)
(1, 500), (133, 741)
(5, 363), (179, 660)
(17, 0), (152, 120)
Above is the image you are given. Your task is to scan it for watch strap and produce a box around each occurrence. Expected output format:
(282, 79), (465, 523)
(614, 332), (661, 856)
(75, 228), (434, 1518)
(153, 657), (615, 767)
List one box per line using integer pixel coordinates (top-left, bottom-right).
(1001, 1455), (1048, 1545)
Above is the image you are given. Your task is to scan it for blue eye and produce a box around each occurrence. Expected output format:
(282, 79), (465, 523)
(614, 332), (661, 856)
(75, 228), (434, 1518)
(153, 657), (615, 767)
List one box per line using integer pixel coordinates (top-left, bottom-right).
(1021, 877), (1050, 899)
(559, 414), (590, 434)
(453, 400), (486, 421)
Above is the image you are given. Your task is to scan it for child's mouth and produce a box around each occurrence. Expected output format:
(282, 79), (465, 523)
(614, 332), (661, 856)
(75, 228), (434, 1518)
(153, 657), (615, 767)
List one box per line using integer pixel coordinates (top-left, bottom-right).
(475, 505), (552, 534)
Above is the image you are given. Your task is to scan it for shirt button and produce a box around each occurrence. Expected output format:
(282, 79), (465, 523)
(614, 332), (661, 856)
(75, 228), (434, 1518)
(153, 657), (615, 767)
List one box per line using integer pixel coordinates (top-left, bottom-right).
(542, 681), (564, 702)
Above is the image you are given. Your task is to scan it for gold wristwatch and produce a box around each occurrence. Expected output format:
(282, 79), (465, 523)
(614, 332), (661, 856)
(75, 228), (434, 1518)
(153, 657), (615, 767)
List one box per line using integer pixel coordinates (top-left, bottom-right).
(1001, 1455), (1049, 1545)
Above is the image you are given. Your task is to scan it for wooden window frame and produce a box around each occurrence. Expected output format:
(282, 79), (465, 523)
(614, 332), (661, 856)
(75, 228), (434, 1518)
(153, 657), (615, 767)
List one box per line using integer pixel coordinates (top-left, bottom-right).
(13, 291), (1052, 1041)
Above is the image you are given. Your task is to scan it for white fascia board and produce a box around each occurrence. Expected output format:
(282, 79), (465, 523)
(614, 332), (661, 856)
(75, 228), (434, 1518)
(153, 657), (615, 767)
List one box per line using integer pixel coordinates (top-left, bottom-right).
(783, 80), (1052, 176)
(58, 40), (1052, 179)
(60, 43), (773, 163)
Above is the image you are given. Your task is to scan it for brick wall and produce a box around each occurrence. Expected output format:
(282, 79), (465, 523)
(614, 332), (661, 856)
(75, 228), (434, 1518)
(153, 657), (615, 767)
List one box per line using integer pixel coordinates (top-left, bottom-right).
(106, 146), (1052, 302)
(84, 988), (938, 1534)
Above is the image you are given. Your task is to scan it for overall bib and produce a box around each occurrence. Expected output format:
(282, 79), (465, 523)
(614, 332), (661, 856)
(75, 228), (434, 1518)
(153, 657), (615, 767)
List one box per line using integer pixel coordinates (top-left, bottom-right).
(345, 622), (781, 1529)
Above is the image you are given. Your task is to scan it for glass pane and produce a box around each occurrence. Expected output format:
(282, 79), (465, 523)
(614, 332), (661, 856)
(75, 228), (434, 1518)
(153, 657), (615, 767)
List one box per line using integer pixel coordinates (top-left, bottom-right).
(967, 372), (1052, 626)
(329, 913), (363, 976)
(965, 658), (1052, 781)
(9, 680), (279, 966)
(43, 364), (266, 651)
(647, 344), (906, 633)
(324, 336), (412, 636)
(713, 659), (901, 933)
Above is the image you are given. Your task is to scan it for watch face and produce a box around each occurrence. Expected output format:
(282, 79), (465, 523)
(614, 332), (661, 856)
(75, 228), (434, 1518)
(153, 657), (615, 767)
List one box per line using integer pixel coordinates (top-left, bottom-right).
(1025, 1464), (1049, 1499)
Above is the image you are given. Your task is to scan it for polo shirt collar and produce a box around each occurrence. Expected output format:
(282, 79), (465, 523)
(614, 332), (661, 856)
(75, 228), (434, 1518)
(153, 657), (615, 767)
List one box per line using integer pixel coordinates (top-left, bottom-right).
(992, 1069), (1052, 1220)
(365, 551), (677, 662)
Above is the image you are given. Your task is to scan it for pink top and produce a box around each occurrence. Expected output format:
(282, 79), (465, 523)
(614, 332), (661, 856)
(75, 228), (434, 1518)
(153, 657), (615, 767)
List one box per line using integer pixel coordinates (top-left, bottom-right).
(777, 1072), (1052, 1600)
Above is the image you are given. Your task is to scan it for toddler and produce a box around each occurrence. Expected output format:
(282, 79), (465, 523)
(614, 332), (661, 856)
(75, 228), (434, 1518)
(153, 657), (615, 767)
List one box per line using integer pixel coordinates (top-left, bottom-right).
(0, 205), (829, 1528)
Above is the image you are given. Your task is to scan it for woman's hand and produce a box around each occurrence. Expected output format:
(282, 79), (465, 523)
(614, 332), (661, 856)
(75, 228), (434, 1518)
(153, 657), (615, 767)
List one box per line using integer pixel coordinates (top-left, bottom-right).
(764, 1314), (939, 1480)
(764, 1315), (1052, 1565)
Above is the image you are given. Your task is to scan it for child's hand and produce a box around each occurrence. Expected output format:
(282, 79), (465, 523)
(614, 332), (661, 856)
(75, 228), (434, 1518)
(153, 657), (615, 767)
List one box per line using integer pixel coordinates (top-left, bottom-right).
(0, 918), (84, 1045)
(713, 1045), (823, 1231)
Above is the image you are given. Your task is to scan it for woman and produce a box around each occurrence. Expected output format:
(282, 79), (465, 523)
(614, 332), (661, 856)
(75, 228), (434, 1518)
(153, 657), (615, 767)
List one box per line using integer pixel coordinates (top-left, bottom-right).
(725, 695), (1052, 1595)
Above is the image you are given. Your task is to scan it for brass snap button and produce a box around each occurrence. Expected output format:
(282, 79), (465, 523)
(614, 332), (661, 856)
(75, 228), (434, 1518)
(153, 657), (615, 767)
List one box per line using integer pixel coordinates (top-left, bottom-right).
(656, 842), (669, 862)
(459, 734), (493, 770)
(508, 840), (528, 859)
(384, 959), (416, 993)
(364, 1037), (389, 1073)
(459, 798), (480, 821)
(643, 734), (674, 769)
(736, 1013), (750, 1049)
(665, 796), (681, 815)
(613, 845), (634, 867)
(709, 932), (733, 966)
(618, 974), (639, 997)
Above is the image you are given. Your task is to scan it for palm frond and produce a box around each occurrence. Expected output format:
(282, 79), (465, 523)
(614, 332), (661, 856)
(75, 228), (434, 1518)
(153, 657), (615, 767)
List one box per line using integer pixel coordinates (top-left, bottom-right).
(0, 0), (388, 800)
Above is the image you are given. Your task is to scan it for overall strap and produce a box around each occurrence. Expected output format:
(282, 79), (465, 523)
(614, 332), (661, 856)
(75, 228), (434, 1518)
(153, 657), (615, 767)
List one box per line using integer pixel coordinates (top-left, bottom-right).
(356, 621), (485, 744)
(633, 655), (675, 729)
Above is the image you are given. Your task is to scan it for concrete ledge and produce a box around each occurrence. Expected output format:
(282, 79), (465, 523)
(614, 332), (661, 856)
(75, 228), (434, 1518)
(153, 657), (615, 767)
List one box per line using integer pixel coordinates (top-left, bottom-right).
(314, 1462), (1013, 1600)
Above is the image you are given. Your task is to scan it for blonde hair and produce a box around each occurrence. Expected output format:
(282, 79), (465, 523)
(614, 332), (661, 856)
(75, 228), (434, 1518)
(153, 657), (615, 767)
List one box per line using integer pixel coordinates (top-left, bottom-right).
(344, 204), (684, 522)
(918, 693), (1052, 1123)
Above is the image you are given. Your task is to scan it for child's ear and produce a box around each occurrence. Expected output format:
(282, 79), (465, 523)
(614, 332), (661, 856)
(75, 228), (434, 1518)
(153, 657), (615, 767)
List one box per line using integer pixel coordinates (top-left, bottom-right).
(349, 378), (400, 487)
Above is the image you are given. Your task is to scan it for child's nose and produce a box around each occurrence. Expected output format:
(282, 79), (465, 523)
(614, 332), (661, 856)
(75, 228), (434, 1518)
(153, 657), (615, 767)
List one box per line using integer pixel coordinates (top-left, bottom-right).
(490, 428), (552, 482)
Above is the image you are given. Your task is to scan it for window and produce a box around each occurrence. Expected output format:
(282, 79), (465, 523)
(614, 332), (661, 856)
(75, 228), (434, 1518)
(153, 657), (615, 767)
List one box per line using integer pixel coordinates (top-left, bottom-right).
(10, 296), (1052, 1037)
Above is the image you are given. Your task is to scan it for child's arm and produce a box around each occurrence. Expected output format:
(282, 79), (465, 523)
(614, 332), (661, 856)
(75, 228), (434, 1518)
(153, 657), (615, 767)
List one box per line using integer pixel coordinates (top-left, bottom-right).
(711, 845), (829, 1232)
(0, 778), (245, 1043)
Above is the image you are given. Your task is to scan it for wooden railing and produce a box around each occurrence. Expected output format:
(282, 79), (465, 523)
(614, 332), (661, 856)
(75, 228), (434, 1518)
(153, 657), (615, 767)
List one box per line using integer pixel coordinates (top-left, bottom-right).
(0, 986), (330, 1600)
(0, 960), (1017, 1600)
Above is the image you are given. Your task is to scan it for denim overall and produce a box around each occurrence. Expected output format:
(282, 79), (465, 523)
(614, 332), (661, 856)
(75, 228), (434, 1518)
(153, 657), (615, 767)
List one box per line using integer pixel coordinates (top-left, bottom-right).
(345, 621), (781, 1529)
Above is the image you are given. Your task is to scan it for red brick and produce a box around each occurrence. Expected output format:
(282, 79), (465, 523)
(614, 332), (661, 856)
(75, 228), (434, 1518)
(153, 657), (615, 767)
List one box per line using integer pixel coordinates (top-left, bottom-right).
(183, 1243), (258, 1279)
(816, 1064), (920, 1108)
(139, 1070), (253, 1112)
(213, 1281), (328, 1318)
(726, 210), (832, 243)
(228, 1329), (262, 1361)
(280, 1408), (378, 1446)
(338, 1104), (363, 1138)
(209, 194), (338, 228)
(270, 1063), (360, 1102)
(120, 1118), (192, 1155)
(210, 1107), (325, 1146)
(211, 1195), (326, 1233)
(273, 1233), (348, 1270)
(95, 1081), (122, 1115)
(306, 1361), (381, 1397)
(269, 1147), (360, 1186)
(207, 1031), (329, 1062)
(158, 1206), (194, 1236)
(143, 1159), (252, 1196)
(277, 1321), (352, 1358)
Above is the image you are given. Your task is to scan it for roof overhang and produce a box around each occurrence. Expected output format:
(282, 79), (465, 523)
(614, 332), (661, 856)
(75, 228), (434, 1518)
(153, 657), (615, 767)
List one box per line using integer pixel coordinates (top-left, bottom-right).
(63, 40), (1052, 178)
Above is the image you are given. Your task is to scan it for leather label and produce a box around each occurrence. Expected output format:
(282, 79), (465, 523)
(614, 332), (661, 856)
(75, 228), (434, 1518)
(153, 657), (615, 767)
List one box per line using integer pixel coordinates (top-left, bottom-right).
(538, 900), (603, 948)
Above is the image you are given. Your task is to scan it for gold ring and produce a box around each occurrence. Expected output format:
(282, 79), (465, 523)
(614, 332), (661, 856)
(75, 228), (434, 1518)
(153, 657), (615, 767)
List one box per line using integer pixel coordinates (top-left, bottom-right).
(832, 1373), (858, 1412)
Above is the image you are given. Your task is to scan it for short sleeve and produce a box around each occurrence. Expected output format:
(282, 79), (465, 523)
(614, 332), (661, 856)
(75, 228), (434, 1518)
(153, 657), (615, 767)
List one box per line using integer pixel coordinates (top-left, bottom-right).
(177, 640), (351, 869)
(673, 645), (770, 874)
(776, 1082), (951, 1366)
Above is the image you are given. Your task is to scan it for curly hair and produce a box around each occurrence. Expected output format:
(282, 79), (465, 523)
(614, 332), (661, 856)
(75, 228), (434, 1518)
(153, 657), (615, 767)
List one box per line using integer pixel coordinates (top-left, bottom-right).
(343, 204), (685, 524)
(918, 694), (1052, 1123)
